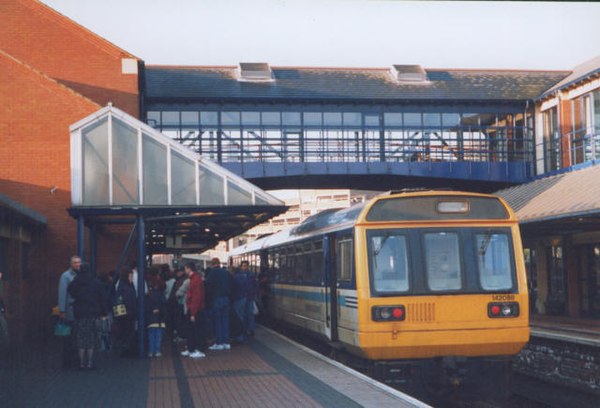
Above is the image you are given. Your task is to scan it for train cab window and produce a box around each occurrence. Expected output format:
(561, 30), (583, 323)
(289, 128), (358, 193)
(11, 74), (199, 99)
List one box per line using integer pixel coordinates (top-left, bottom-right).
(424, 232), (462, 291)
(476, 232), (514, 290)
(369, 232), (409, 293)
(337, 239), (353, 282)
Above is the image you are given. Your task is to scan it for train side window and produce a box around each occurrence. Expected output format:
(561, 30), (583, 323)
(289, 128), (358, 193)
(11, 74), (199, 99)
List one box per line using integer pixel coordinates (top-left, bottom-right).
(424, 232), (462, 291)
(312, 241), (324, 282)
(337, 238), (353, 282)
(476, 232), (514, 290)
(369, 232), (409, 292)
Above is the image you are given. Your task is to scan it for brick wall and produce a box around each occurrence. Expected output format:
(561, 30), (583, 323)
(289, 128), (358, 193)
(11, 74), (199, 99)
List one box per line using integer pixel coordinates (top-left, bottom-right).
(0, 51), (130, 340)
(514, 337), (600, 394)
(0, 0), (140, 117)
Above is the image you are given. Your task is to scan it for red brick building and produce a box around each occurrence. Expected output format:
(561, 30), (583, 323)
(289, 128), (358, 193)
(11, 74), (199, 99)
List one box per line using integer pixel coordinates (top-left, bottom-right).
(0, 0), (141, 341)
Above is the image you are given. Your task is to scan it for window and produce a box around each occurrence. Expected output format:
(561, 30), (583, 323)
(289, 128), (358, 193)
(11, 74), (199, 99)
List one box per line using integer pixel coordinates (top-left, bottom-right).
(337, 238), (353, 282)
(476, 232), (513, 290)
(369, 232), (409, 292)
(542, 108), (560, 171)
(312, 241), (324, 281)
(424, 232), (462, 291)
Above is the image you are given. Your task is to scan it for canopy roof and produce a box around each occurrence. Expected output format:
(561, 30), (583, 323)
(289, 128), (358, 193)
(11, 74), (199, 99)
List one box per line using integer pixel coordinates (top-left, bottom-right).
(68, 105), (286, 253)
(497, 164), (600, 235)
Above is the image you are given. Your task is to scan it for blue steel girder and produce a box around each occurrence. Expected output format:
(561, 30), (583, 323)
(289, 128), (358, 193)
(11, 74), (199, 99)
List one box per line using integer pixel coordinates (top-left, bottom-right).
(222, 161), (532, 190)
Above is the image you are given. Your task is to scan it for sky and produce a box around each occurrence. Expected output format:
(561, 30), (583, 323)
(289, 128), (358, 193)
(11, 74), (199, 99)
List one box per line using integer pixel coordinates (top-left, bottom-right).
(40, 0), (600, 71)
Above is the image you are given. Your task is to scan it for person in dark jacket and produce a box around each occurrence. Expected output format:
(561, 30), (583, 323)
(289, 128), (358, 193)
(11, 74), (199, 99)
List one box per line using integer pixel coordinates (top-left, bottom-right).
(114, 267), (137, 357)
(67, 263), (108, 369)
(232, 261), (258, 343)
(206, 258), (233, 351)
(145, 265), (166, 357)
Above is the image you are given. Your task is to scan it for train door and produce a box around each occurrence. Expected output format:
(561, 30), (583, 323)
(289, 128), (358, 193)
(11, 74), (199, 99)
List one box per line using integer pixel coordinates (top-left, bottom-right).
(323, 235), (338, 341)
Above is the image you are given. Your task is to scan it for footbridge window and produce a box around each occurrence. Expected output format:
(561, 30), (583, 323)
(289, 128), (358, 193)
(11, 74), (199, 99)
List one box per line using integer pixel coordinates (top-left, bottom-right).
(147, 108), (534, 165)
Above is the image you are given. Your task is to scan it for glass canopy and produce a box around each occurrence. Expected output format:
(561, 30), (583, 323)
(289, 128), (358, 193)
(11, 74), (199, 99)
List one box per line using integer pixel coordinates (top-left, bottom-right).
(70, 105), (284, 208)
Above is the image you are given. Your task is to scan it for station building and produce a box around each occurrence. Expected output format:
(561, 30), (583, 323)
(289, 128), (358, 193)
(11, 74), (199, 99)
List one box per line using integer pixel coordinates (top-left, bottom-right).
(1, 1), (600, 388)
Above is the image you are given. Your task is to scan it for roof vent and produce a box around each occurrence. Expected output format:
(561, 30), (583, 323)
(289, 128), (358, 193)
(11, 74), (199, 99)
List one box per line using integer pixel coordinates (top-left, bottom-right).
(238, 62), (274, 82)
(390, 64), (428, 83)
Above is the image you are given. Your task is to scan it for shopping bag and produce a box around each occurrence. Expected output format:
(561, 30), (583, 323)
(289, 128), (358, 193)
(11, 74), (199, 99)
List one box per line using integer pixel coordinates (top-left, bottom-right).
(54, 320), (71, 336)
(113, 303), (127, 317)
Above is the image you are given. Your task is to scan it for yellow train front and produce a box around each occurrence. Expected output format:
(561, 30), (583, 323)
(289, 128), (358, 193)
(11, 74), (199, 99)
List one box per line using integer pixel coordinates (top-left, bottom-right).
(352, 192), (529, 363)
(230, 191), (529, 393)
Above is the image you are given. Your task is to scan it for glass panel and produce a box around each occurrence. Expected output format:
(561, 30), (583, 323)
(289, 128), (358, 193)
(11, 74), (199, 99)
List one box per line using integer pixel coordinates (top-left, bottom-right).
(198, 164), (224, 205)
(147, 111), (161, 127)
(404, 113), (421, 127)
(343, 112), (361, 127)
(162, 112), (179, 127)
(242, 112), (261, 126)
(282, 112), (301, 126)
(181, 111), (199, 126)
(324, 112), (342, 126)
(477, 232), (513, 290)
(222, 111), (240, 126)
(262, 112), (281, 126)
(424, 113), (441, 127)
(200, 112), (218, 126)
(227, 181), (253, 205)
(424, 232), (461, 291)
(304, 112), (322, 126)
(255, 195), (269, 206)
(384, 113), (403, 126)
(364, 114), (379, 127)
(143, 134), (168, 205)
(82, 118), (109, 205)
(337, 239), (353, 281)
(369, 232), (409, 292)
(171, 151), (196, 205)
(112, 119), (139, 205)
(442, 113), (460, 127)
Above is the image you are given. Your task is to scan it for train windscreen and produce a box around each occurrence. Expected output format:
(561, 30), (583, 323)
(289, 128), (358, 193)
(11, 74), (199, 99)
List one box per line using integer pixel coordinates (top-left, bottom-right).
(367, 227), (516, 295)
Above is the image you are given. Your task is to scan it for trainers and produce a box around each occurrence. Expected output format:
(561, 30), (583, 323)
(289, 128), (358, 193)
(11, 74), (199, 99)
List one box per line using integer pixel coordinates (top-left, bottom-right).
(155, 352), (162, 357)
(189, 351), (205, 358)
(209, 344), (224, 351)
(180, 350), (191, 357)
(222, 343), (231, 350)
(148, 353), (154, 358)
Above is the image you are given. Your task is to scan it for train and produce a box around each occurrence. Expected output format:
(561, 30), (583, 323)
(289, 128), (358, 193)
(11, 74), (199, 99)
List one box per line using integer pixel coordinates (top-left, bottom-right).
(229, 190), (529, 393)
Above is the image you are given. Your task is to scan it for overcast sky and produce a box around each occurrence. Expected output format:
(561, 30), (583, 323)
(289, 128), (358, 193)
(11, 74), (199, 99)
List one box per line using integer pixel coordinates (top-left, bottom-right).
(41, 0), (599, 71)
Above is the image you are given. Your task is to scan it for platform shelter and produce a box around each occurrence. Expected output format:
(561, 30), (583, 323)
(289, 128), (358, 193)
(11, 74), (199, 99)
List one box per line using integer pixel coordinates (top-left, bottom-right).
(67, 105), (287, 356)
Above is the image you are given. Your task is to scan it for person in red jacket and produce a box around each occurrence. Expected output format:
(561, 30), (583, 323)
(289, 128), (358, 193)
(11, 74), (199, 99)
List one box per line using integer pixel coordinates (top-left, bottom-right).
(181, 262), (206, 359)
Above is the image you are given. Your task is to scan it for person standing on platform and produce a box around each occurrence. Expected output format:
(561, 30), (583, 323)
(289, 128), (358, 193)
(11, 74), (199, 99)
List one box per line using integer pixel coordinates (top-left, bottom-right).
(145, 266), (167, 357)
(114, 267), (137, 357)
(207, 258), (232, 351)
(181, 262), (206, 359)
(57, 255), (81, 369)
(232, 261), (258, 343)
(68, 263), (108, 370)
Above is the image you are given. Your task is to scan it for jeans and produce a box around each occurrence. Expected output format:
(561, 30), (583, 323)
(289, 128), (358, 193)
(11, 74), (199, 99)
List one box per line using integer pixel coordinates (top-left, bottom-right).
(233, 298), (256, 341)
(213, 297), (230, 345)
(147, 327), (164, 355)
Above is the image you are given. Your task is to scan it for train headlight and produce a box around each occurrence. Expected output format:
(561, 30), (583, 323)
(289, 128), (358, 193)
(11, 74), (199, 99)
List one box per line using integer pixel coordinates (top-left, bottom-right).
(488, 302), (519, 318)
(372, 305), (406, 321)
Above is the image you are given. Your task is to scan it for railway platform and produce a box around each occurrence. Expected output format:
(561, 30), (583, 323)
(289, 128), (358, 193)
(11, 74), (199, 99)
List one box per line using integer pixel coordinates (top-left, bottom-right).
(0, 326), (428, 408)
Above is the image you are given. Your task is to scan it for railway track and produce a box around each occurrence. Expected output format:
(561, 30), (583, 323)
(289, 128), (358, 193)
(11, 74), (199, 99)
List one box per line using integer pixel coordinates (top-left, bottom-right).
(261, 319), (600, 408)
